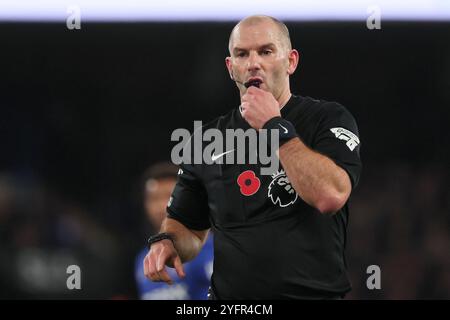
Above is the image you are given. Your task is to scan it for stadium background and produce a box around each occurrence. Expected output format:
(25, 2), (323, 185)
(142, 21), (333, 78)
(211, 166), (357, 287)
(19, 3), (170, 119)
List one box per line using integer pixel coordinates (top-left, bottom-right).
(0, 17), (449, 298)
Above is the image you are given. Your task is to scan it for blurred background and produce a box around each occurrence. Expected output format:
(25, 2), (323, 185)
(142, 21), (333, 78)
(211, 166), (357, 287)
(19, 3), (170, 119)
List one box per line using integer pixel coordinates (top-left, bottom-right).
(0, 1), (449, 299)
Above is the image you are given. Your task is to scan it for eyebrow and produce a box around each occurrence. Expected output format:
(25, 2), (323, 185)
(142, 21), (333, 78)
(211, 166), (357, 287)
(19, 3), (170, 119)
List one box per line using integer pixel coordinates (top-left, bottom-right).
(233, 43), (277, 55)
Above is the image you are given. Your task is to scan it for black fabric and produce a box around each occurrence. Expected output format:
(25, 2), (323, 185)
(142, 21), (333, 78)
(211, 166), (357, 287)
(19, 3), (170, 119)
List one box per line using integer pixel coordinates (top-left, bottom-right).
(167, 94), (362, 299)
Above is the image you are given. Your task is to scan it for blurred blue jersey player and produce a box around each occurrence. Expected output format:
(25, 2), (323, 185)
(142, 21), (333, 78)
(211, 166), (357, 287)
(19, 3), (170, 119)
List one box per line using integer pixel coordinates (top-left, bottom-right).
(134, 162), (213, 300)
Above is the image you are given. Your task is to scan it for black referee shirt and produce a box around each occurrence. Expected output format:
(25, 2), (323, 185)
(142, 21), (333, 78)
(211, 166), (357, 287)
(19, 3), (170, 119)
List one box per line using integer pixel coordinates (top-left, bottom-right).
(167, 94), (362, 299)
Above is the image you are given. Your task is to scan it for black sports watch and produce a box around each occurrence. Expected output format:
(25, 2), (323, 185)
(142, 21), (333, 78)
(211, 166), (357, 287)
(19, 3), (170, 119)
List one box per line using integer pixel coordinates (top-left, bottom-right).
(147, 232), (174, 249)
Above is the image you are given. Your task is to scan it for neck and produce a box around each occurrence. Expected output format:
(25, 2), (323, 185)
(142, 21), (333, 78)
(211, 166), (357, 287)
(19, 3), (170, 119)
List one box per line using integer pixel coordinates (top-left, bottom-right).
(277, 85), (292, 110)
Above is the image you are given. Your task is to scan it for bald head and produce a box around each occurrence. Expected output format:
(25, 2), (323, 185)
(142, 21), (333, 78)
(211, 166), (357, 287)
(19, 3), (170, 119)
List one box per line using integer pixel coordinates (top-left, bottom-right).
(228, 15), (292, 54)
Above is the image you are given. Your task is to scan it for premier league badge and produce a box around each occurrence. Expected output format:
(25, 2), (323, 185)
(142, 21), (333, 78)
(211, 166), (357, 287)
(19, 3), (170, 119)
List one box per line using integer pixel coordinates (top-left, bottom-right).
(267, 169), (298, 208)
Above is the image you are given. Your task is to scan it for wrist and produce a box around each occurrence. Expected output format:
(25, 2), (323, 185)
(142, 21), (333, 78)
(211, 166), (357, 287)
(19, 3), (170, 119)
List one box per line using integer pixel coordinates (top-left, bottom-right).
(262, 116), (298, 147)
(147, 232), (174, 249)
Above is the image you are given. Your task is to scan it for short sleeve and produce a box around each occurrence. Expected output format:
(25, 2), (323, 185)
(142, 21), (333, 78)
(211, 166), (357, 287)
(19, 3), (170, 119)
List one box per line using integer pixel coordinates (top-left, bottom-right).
(167, 163), (211, 230)
(312, 102), (362, 189)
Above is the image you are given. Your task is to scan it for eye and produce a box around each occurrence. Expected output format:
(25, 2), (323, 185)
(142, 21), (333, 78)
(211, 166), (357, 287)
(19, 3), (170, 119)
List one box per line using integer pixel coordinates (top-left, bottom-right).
(237, 52), (247, 58)
(261, 49), (272, 55)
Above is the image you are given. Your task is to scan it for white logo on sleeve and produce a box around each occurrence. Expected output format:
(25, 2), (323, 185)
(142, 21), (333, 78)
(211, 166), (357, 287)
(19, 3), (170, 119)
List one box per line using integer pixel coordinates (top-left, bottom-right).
(330, 127), (360, 151)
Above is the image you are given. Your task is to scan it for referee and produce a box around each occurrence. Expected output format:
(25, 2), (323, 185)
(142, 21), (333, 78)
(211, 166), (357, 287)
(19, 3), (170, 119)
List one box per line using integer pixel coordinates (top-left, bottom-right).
(143, 15), (362, 299)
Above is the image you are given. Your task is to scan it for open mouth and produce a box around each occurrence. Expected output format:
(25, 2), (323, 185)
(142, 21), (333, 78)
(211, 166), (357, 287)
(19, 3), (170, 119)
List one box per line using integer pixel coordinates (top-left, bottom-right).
(244, 79), (263, 88)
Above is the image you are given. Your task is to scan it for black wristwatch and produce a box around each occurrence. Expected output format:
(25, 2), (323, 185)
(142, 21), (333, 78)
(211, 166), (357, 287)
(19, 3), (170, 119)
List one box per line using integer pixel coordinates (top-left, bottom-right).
(262, 116), (298, 147)
(147, 232), (174, 249)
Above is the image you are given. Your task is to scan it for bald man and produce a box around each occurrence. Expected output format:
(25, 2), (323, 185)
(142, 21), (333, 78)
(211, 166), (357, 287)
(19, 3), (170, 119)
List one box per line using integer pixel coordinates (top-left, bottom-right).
(143, 15), (362, 299)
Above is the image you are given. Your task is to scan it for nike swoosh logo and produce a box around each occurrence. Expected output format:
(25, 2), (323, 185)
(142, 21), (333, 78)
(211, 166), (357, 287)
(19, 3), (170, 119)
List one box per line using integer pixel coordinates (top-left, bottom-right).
(278, 123), (288, 134)
(211, 149), (235, 162)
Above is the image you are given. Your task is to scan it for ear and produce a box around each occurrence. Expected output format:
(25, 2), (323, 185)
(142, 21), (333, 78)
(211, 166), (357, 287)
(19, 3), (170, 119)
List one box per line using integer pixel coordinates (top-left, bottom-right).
(287, 49), (300, 75)
(225, 56), (233, 79)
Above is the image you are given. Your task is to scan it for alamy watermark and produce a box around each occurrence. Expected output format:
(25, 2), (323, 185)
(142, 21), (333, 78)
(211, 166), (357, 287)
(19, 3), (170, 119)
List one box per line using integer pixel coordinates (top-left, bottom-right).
(366, 5), (382, 30)
(366, 264), (381, 290)
(66, 5), (81, 30)
(170, 121), (281, 176)
(66, 264), (81, 290)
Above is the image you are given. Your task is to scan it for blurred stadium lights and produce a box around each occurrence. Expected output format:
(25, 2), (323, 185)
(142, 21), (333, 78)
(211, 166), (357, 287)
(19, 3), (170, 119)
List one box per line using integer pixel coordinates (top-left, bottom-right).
(0, 0), (449, 22)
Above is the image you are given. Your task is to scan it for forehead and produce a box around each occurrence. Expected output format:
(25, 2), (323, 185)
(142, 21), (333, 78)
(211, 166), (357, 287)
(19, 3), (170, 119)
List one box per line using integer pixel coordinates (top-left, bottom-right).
(230, 20), (283, 50)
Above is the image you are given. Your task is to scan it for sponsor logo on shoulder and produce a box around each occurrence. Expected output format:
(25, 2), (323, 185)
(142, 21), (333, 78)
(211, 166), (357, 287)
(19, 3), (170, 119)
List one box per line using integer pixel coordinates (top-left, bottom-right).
(330, 127), (360, 151)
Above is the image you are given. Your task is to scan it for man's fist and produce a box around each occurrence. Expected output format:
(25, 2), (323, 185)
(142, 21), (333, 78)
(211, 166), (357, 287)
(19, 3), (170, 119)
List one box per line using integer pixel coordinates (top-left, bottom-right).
(240, 86), (281, 130)
(143, 239), (185, 285)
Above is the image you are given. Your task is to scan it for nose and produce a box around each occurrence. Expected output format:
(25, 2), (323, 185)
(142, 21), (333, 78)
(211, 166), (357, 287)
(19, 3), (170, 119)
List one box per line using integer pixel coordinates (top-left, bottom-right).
(247, 51), (261, 73)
